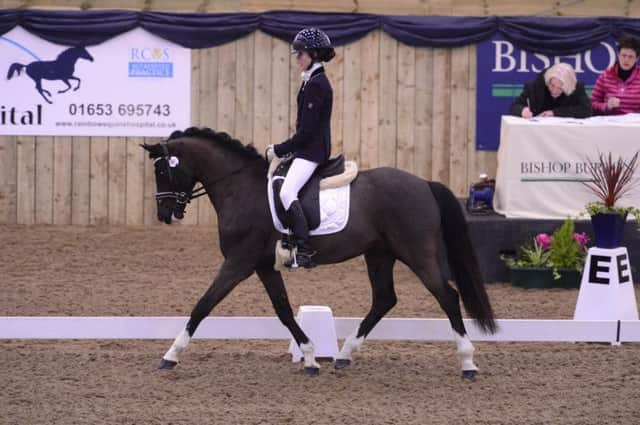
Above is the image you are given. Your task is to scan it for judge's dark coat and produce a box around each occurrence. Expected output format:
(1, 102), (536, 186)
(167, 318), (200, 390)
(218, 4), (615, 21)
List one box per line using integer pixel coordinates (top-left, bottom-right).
(510, 71), (592, 118)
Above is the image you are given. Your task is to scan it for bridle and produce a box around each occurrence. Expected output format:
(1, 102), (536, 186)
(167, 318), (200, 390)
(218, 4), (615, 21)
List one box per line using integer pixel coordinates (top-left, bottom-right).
(152, 143), (252, 217)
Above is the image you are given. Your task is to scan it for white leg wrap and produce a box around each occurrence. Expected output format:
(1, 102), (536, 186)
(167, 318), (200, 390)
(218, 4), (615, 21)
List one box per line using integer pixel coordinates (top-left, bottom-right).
(454, 333), (478, 371)
(163, 329), (191, 363)
(337, 331), (365, 361)
(300, 341), (320, 369)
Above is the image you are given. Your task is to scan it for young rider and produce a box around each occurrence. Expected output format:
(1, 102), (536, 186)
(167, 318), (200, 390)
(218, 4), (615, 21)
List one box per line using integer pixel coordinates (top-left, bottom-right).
(266, 28), (335, 268)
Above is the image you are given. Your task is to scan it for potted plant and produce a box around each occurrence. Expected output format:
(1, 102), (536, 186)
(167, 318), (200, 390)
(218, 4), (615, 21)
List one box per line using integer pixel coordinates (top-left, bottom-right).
(501, 218), (589, 289)
(583, 151), (640, 248)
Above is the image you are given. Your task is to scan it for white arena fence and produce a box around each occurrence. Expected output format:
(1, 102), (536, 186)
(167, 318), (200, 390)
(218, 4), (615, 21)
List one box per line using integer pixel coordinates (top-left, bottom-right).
(1, 317), (639, 344)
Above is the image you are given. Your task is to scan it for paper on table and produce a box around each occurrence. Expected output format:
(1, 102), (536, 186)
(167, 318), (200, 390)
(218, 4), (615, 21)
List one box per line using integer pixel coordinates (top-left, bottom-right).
(527, 116), (586, 124)
(588, 113), (640, 124)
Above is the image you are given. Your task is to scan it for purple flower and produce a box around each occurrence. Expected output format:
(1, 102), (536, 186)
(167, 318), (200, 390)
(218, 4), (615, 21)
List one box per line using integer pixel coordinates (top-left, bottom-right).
(573, 232), (589, 250)
(535, 233), (552, 250)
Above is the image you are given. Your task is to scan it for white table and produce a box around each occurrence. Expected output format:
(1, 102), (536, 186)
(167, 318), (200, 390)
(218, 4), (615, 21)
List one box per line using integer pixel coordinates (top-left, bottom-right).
(493, 115), (640, 219)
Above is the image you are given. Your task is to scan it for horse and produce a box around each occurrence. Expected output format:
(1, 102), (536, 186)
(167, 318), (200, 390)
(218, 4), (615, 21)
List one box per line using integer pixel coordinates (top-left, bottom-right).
(142, 127), (497, 380)
(7, 46), (94, 104)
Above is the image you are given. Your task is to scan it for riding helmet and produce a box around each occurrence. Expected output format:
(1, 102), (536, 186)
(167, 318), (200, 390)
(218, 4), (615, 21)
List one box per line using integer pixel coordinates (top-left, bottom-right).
(291, 28), (335, 62)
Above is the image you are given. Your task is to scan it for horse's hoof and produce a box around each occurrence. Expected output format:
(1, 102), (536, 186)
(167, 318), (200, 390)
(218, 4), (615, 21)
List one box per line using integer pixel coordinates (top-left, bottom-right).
(462, 370), (477, 381)
(158, 359), (177, 370)
(334, 359), (351, 369)
(303, 366), (320, 377)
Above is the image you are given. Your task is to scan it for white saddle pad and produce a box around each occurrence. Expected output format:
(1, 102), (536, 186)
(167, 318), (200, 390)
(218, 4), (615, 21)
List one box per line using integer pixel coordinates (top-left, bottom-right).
(267, 176), (350, 236)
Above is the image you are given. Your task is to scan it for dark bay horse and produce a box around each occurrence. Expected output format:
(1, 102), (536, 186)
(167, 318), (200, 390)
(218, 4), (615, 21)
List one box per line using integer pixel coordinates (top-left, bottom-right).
(7, 46), (93, 104)
(143, 127), (496, 379)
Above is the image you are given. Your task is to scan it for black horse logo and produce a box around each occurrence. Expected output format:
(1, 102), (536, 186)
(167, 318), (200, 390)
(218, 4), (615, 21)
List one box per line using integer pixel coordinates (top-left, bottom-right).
(6, 46), (94, 104)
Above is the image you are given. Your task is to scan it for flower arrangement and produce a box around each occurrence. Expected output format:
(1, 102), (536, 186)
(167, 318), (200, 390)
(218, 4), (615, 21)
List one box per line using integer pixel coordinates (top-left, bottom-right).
(502, 218), (589, 279)
(582, 151), (640, 222)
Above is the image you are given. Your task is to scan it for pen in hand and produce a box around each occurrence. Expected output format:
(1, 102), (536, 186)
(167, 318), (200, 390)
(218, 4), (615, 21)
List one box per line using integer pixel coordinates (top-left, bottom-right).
(523, 97), (533, 119)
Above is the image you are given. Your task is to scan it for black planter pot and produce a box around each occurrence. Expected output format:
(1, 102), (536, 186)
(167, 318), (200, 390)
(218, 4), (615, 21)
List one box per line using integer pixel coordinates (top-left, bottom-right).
(508, 267), (581, 289)
(590, 212), (627, 248)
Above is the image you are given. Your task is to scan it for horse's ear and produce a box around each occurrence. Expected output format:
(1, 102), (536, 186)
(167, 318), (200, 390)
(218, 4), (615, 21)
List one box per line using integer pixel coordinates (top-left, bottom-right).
(140, 143), (162, 158)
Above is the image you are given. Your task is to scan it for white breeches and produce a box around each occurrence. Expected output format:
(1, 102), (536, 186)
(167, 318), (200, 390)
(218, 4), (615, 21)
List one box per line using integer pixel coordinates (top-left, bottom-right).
(279, 158), (318, 210)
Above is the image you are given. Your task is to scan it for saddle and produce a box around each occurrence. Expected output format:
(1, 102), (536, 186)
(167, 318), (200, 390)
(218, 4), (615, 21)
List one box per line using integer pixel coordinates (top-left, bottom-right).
(270, 155), (348, 230)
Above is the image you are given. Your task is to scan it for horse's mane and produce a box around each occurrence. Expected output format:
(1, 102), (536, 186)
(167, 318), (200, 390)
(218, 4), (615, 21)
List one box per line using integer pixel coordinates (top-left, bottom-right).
(169, 127), (264, 161)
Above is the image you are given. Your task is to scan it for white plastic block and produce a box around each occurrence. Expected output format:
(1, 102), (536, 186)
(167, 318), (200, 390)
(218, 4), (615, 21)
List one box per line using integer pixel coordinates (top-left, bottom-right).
(288, 305), (339, 362)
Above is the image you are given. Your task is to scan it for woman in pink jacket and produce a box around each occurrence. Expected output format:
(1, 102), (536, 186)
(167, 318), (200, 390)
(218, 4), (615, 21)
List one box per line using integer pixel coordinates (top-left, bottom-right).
(591, 36), (640, 115)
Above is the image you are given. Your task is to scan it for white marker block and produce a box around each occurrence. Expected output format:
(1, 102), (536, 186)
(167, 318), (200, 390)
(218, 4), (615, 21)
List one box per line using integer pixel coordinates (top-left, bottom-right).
(574, 247), (639, 323)
(289, 305), (339, 362)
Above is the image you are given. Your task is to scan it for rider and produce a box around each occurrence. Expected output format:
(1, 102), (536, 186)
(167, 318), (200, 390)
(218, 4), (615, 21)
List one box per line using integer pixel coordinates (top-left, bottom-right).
(266, 28), (335, 268)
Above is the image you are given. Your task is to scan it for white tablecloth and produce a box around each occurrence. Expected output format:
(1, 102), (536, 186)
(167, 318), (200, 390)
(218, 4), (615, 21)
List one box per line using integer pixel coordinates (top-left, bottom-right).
(494, 115), (640, 219)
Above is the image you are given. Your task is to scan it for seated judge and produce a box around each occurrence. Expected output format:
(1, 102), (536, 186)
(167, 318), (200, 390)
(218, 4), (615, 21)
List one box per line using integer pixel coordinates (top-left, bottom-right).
(510, 62), (592, 119)
(590, 35), (640, 115)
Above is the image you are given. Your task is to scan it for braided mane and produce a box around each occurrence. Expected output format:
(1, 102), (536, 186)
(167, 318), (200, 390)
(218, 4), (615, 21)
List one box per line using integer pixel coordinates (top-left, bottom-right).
(168, 127), (263, 161)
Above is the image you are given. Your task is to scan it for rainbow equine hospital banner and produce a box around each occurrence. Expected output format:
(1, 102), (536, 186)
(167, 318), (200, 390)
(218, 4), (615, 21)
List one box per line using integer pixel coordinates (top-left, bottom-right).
(0, 26), (190, 137)
(476, 34), (617, 150)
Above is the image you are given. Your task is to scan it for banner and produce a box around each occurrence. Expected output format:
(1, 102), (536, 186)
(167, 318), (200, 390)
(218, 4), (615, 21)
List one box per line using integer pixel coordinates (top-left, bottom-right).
(0, 27), (190, 137)
(476, 34), (617, 150)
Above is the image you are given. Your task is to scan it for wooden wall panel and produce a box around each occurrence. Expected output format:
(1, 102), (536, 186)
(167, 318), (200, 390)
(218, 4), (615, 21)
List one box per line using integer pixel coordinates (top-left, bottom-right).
(197, 47), (218, 226)
(107, 137), (126, 225)
(431, 48), (451, 183)
(0, 137), (17, 224)
(184, 48), (203, 226)
(253, 31), (272, 152)
(71, 137), (90, 225)
(16, 136), (36, 225)
(449, 46), (470, 195)
(414, 48), (433, 180)
(217, 42), (236, 135)
(326, 46), (345, 156)
(378, 32), (398, 168)
(271, 38), (290, 144)
(34, 136), (54, 224)
(143, 137), (161, 226)
(89, 137), (109, 225)
(359, 31), (380, 170)
(342, 42), (362, 162)
(396, 43), (416, 174)
(235, 33), (255, 146)
(52, 136), (72, 225)
(288, 49), (299, 136)
(466, 44), (480, 184)
(125, 138), (145, 225)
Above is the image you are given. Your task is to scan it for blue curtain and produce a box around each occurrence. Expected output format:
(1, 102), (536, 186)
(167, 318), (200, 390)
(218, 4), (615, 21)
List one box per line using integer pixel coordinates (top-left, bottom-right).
(141, 12), (259, 48)
(0, 9), (639, 54)
(381, 16), (497, 47)
(260, 11), (379, 46)
(497, 17), (612, 55)
(10, 10), (138, 46)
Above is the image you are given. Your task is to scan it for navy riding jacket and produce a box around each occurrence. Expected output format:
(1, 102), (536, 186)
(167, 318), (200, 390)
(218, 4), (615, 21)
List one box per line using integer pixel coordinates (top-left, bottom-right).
(273, 66), (332, 164)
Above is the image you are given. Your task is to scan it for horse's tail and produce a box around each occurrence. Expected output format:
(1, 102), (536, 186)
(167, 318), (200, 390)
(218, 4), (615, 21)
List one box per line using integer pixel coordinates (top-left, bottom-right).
(7, 63), (25, 79)
(428, 181), (497, 334)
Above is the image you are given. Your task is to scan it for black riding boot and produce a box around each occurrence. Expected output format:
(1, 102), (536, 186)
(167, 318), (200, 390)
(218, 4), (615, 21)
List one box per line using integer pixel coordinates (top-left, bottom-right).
(285, 200), (316, 268)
